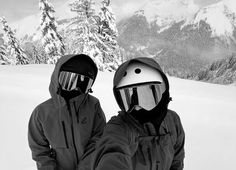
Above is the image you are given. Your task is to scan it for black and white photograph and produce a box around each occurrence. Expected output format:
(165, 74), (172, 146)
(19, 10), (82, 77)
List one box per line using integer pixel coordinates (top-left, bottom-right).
(0, 0), (236, 170)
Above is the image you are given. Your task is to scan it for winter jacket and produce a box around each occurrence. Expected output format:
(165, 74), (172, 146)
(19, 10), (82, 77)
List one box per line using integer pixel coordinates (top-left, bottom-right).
(92, 57), (185, 170)
(28, 54), (106, 170)
(92, 110), (185, 170)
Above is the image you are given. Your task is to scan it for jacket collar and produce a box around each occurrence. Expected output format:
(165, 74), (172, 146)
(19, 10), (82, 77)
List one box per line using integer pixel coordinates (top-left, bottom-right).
(119, 111), (169, 136)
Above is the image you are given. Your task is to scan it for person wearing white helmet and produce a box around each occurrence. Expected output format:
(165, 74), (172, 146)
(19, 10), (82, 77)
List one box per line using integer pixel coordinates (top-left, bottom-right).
(92, 57), (185, 170)
(116, 61), (166, 113)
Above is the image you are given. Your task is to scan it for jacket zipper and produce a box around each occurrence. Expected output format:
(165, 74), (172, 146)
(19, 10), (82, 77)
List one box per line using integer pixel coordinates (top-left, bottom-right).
(66, 102), (79, 164)
(61, 121), (69, 148)
(147, 148), (153, 170)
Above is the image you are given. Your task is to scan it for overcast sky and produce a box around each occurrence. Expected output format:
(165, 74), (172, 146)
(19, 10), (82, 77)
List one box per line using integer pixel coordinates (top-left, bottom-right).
(0, 0), (221, 23)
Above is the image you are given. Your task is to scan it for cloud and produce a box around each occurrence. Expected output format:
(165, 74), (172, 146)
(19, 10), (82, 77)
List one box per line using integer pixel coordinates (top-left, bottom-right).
(112, 0), (146, 21)
(223, 0), (236, 13)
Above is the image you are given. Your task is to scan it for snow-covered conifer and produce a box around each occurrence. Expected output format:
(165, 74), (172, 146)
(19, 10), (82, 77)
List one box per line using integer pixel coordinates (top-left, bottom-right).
(67, 0), (121, 71)
(0, 43), (10, 65)
(0, 17), (29, 65)
(98, 0), (121, 70)
(0, 33), (10, 65)
(30, 45), (47, 64)
(67, 0), (105, 69)
(70, 0), (96, 19)
(39, 0), (65, 64)
(99, 0), (118, 40)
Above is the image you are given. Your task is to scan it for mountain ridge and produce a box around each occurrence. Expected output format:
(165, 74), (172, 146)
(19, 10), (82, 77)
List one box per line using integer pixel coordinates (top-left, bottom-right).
(116, 0), (236, 78)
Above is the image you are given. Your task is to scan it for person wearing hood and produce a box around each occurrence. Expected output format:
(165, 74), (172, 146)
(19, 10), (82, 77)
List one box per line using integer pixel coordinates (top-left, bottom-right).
(28, 54), (106, 170)
(92, 57), (185, 170)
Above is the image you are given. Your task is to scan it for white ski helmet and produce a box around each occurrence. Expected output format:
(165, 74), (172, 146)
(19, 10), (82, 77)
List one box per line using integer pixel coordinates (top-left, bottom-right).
(117, 62), (166, 89)
(115, 61), (166, 111)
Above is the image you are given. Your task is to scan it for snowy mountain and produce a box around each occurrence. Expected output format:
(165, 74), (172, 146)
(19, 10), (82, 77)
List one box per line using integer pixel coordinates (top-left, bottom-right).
(129, 0), (236, 40)
(117, 0), (236, 77)
(185, 0), (236, 42)
(138, 0), (199, 28)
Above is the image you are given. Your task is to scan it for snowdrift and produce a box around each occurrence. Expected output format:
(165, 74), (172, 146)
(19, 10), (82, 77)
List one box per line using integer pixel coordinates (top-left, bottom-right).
(0, 64), (235, 170)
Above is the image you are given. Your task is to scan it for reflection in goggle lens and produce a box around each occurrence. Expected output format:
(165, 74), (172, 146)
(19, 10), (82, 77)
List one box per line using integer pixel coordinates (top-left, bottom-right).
(116, 82), (165, 112)
(59, 71), (93, 93)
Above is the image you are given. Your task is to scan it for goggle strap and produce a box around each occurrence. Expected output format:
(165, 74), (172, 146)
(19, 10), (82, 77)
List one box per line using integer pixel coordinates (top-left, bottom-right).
(85, 79), (94, 93)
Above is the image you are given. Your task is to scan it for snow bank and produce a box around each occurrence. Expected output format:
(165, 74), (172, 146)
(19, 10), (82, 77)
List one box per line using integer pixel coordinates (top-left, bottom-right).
(0, 64), (235, 170)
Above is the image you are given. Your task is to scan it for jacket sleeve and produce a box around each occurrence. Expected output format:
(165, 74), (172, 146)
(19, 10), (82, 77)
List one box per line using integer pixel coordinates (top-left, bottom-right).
(170, 114), (185, 170)
(78, 101), (106, 170)
(91, 118), (133, 170)
(28, 107), (57, 170)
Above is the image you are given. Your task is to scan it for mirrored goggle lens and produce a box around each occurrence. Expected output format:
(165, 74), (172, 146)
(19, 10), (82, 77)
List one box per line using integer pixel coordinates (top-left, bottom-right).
(116, 83), (165, 112)
(59, 71), (93, 92)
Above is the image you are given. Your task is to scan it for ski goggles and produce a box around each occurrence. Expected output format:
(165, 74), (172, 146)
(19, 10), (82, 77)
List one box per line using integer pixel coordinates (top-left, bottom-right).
(115, 82), (166, 112)
(59, 71), (94, 93)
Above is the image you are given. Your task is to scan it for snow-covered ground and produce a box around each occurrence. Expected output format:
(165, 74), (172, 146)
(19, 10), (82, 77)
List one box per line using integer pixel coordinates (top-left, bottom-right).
(0, 64), (235, 170)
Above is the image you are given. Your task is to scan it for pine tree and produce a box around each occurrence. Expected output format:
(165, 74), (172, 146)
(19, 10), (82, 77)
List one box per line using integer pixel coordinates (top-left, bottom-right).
(0, 17), (29, 65)
(67, 0), (97, 52)
(70, 0), (96, 19)
(0, 33), (10, 64)
(39, 0), (65, 64)
(98, 0), (121, 70)
(67, 0), (121, 71)
(68, 0), (96, 53)
(32, 46), (41, 64)
(0, 43), (10, 65)
(30, 45), (46, 64)
(67, 0), (105, 69)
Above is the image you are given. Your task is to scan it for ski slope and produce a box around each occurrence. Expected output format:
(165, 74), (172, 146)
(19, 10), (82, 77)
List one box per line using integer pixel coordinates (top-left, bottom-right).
(0, 64), (235, 170)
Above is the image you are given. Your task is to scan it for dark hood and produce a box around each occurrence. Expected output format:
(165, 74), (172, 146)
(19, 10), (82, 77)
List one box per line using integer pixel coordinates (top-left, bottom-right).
(49, 54), (98, 106)
(113, 57), (171, 112)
